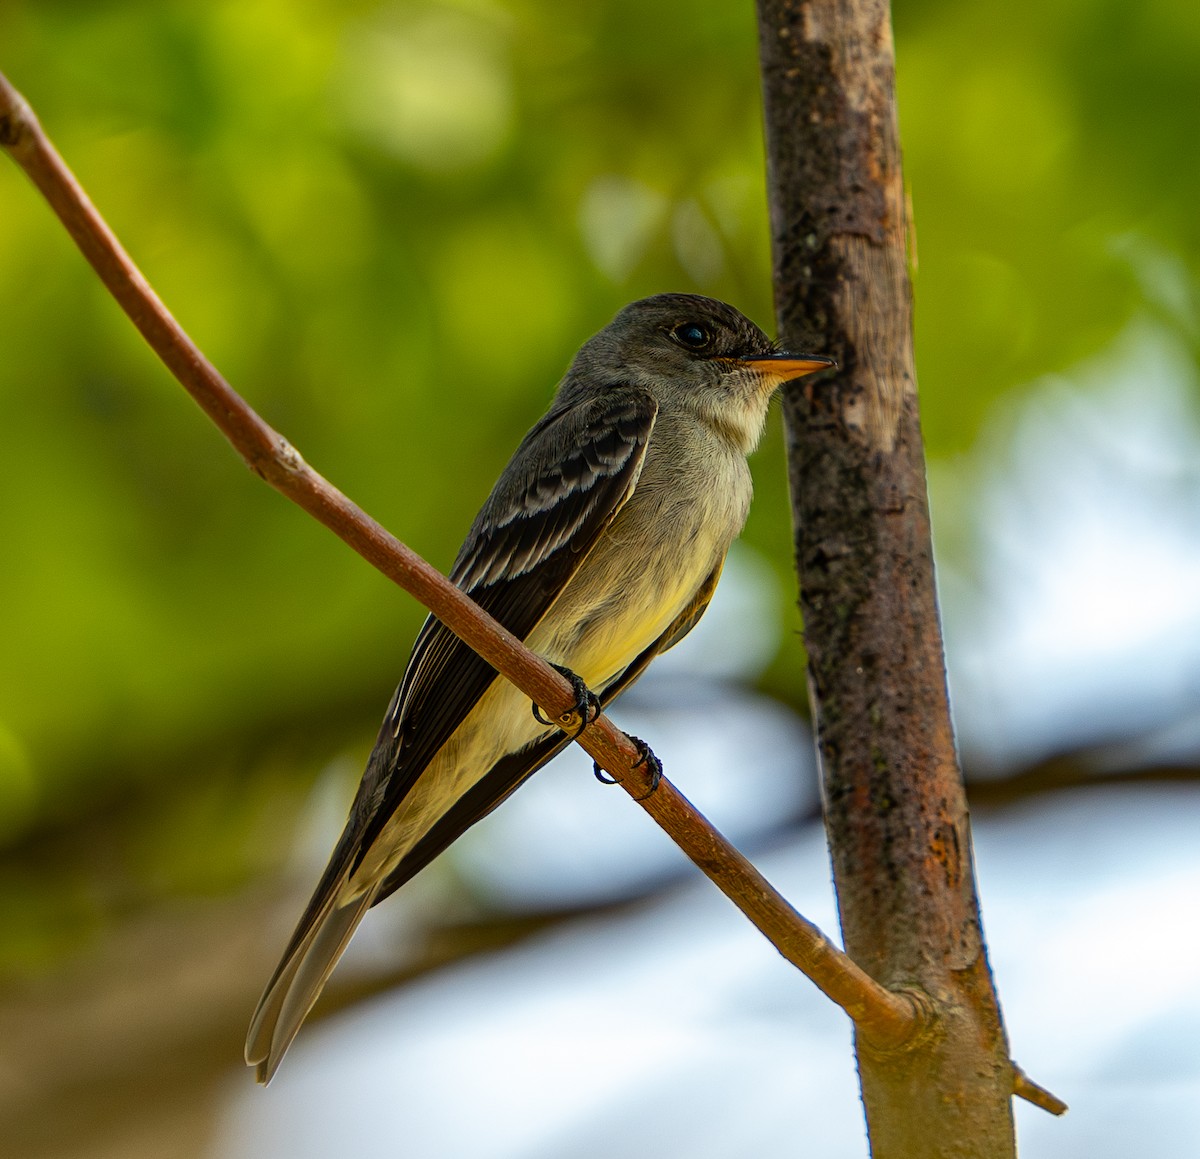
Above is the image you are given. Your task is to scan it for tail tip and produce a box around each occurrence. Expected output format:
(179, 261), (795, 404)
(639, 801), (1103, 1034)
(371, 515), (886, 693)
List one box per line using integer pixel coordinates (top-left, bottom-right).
(246, 1042), (281, 1086)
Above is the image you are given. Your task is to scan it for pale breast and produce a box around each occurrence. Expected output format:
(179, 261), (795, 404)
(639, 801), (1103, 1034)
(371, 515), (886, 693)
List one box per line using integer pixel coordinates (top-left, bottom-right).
(528, 421), (752, 689)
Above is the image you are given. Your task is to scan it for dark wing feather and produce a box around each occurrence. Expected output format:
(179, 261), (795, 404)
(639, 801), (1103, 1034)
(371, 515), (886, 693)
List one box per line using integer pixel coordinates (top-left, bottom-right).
(370, 561), (726, 905)
(349, 387), (658, 864)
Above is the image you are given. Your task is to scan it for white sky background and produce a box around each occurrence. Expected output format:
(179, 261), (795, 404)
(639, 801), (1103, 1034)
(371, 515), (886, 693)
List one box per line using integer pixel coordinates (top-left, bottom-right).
(937, 315), (1200, 772)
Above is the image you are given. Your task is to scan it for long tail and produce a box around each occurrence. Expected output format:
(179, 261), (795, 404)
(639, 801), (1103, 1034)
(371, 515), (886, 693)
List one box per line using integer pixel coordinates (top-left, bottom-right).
(245, 870), (378, 1084)
(244, 632), (671, 1083)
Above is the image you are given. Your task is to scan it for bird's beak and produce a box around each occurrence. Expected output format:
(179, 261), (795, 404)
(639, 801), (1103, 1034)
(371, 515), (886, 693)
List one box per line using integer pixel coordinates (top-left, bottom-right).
(738, 351), (836, 387)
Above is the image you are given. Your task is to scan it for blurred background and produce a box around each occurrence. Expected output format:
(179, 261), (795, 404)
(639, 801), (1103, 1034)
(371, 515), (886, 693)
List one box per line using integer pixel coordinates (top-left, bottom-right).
(1, 0), (1198, 1155)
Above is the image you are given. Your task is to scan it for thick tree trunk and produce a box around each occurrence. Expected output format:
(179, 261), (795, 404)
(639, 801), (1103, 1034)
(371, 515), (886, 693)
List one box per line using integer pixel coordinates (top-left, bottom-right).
(756, 1), (1018, 1154)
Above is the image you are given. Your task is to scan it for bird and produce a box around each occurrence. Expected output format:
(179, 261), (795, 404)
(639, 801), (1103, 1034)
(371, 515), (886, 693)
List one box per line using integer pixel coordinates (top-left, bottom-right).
(245, 293), (833, 1082)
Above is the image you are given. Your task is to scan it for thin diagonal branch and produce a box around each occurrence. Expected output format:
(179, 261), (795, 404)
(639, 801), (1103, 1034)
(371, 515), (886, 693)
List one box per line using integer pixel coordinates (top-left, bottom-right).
(0, 66), (924, 1055)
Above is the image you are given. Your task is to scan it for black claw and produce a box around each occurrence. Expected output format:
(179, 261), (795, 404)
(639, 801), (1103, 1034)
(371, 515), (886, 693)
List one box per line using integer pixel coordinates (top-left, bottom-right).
(532, 664), (600, 738)
(592, 735), (663, 799)
(630, 736), (663, 799)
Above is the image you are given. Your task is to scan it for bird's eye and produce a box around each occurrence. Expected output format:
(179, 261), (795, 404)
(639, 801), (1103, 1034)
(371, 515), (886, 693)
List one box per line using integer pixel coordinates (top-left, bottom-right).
(671, 323), (714, 351)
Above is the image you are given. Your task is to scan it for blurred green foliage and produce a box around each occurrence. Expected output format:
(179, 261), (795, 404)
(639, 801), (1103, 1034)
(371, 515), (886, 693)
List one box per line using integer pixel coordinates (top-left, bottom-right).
(0, 0), (1196, 961)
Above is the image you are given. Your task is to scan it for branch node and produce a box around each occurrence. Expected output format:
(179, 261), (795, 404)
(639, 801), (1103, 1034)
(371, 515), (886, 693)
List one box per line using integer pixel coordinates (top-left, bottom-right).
(1012, 1063), (1068, 1117)
(856, 984), (939, 1058)
(0, 82), (35, 149)
(275, 436), (308, 473)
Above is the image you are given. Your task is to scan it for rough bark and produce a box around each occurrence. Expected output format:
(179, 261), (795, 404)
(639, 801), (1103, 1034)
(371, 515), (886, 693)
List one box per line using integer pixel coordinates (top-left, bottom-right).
(756, 1), (1018, 1154)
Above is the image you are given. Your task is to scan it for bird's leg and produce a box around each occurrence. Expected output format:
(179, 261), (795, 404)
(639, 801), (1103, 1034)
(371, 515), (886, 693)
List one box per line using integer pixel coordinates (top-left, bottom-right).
(593, 735), (663, 800)
(532, 663), (600, 738)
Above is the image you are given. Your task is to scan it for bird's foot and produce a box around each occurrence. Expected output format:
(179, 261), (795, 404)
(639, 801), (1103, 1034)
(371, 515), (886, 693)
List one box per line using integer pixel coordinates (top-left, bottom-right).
(593, 735), (663, 800)
(532, 664), (600, 738)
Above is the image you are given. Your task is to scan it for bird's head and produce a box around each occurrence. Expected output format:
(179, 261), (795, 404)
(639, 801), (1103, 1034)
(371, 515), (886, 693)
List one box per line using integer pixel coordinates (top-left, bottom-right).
(564, 293), (833, 452)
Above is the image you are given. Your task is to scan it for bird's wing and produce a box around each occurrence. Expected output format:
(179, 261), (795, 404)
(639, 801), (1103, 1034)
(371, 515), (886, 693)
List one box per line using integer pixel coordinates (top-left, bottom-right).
(356, 385), (659, 852)
(370, 559), (726, 905)
(246, 388), (658, 1080)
